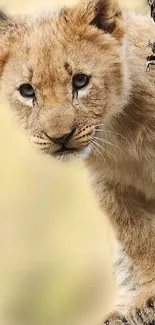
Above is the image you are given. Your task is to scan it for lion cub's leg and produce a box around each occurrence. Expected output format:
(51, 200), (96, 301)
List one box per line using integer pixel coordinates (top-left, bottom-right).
(127, 288), (155, 325)
(99, 247), (155, 325)
(101, 311), (129, 325)
(100, 266), (155, 325)
(100, 293), (155, 325)
(99, 241), (140, 325)
(97, 185), (155, 325)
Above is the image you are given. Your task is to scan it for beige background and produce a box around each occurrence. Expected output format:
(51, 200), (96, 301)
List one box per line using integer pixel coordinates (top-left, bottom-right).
(0, 1), (146, 325)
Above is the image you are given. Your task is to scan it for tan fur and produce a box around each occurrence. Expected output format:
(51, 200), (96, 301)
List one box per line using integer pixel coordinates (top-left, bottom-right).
(1, 1), (155, 324)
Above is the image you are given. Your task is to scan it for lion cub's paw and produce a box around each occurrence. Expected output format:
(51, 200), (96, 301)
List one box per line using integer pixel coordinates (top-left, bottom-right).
(128, 296), (155, 325)
(99, 311), (129, 325)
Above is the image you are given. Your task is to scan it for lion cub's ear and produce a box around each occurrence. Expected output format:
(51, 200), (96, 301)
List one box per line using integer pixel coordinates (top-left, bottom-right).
(0, 10), (12, 27)
(0, 10), (17, 74)
(75, 0), (124, 41)
(0, 10), (17, 39)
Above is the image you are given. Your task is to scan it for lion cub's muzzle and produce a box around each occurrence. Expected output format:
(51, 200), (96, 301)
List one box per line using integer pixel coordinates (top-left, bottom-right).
(45, 127), (76, 146)
(31, 125), (95, 158)
(52, 125), (95, 157)
(44, 127), (79, 156)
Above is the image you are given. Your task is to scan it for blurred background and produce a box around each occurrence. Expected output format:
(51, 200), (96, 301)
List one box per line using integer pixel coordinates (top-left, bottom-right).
(0, 0), (146, 325)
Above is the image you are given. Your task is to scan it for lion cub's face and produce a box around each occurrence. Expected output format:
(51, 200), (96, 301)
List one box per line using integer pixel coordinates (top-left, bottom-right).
(0, 0), (127, 160)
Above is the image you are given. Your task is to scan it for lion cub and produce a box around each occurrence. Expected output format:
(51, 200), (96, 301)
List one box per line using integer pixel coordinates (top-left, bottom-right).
(1, 0), (155, 324)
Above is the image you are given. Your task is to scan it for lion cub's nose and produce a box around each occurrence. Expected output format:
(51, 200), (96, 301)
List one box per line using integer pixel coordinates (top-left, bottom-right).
(46, 127), (76, 146)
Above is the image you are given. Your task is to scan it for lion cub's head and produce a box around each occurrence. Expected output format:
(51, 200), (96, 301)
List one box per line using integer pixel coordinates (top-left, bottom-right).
(0, 0), (128, 160)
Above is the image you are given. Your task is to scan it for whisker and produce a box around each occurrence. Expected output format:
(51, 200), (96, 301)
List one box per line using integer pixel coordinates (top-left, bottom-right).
(93, 136), (126, 158)
(94, 124), (105, 127)
(90, 141), (104, 159)
(33, 143), (51, 149)
(31, 137), (51, 145)
(30, 136), (50, 144)
(33, 142), (51, 146)
(95, 128), (130, 144)
(91, 138), (115, 160)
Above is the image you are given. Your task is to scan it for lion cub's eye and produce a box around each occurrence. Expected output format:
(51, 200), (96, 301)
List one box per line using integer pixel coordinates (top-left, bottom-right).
(19, 84), (35, 99)
(72, 74), (89, 90)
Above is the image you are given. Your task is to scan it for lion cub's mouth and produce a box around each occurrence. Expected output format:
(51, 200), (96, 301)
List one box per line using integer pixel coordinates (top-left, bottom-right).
(54, 146), (80, 156)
